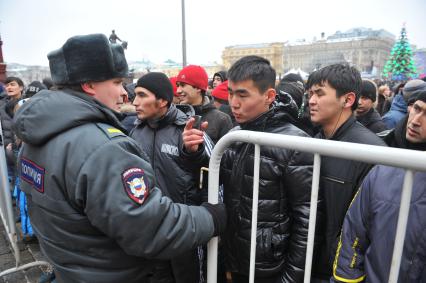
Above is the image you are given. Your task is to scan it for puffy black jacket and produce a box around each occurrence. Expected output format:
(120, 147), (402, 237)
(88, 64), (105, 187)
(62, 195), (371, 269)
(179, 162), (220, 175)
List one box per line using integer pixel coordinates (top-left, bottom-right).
(312, 116), (387, 279)
(356, 108), (387, 133)
(221, 105), (317, 281)
(192, 96), (233, 144)
(130, 104), (213, 205)
(333, 165), (426, 283)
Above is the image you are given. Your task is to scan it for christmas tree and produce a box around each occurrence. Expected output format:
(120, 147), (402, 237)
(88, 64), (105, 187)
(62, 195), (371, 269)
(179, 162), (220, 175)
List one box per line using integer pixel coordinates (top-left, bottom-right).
(383, 25), (417, 80)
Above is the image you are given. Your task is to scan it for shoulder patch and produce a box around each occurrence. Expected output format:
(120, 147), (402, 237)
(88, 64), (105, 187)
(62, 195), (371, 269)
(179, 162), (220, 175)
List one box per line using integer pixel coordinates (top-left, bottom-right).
(95, 123), (126, 139)
(20, 158), (45, 193)
(122, 168), (150, 205)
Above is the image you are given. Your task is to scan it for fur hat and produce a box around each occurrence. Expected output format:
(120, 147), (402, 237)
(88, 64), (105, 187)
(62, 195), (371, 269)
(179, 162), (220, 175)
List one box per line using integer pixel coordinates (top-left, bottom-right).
(212, 80), (229, 102)
(136, 72), (174, 104)
(360, 80), (377, 102)
(176, 65), (208, 91)
(403, 79), (426, 104)
(48, 34), (128, 85)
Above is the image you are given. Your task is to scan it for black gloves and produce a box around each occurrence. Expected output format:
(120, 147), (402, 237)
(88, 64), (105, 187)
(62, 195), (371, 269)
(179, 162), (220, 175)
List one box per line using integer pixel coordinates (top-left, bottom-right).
(201, 202), (227, 237)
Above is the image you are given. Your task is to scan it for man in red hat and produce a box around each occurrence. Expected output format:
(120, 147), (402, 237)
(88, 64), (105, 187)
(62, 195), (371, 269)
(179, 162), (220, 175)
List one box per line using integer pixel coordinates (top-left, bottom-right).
(176, 65), (233, 143)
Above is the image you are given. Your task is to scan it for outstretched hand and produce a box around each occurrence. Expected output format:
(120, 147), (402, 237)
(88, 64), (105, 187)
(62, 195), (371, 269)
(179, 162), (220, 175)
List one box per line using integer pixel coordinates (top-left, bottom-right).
(182, 117), (208, 153)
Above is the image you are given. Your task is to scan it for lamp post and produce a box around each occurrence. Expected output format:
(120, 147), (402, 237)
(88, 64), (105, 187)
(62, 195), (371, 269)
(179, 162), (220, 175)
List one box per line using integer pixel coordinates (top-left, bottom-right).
(181, 0), (187, 67)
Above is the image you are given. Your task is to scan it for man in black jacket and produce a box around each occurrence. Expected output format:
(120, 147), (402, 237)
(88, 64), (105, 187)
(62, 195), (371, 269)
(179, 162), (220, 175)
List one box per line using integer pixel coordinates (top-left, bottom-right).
(307, 64), (386, 282)
(183, 56), (318, 283)
(176, 65), (233, 144)
(355, 79), (387, 133)
(130, 72), (214, 283)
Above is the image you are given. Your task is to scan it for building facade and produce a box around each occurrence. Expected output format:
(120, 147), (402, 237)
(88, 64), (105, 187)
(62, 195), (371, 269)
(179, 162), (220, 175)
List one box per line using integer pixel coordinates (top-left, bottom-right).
(222, 42), (284, 75)
(221, 28), (396, 78)
(283, 28), (395, 76)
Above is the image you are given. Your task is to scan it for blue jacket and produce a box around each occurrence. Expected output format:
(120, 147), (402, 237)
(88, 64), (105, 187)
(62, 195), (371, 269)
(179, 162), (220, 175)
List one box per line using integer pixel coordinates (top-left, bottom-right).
(333, 165), (426, 283)
(382, 94), (407, 129)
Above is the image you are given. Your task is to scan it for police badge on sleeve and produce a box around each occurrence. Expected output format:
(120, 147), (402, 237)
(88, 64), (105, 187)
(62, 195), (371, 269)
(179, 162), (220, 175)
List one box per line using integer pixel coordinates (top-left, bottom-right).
(121, 168), (150, 205)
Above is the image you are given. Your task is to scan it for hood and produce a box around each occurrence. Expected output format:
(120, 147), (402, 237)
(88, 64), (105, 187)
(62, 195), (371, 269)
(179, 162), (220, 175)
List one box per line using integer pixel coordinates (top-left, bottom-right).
(13, 89), (125, 146)
(192, 96), (216, 115)
(238, 104), (299, 131)
(389, 94), (407, 113)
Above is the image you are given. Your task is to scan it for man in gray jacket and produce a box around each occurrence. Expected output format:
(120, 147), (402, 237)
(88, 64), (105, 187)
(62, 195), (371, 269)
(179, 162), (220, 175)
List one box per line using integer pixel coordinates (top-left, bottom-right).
(131, 72), (214, 283)
(13, 33), (225, 283)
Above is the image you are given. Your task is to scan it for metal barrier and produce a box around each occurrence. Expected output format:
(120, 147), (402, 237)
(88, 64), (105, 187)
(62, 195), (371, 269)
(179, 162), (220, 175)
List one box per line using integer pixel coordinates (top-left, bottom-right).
(207, 130), (426, 283)
(0, 120), (50, 277)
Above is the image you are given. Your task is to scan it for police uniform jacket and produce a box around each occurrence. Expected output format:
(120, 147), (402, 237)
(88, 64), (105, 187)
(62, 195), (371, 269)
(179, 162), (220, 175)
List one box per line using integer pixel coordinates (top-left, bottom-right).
(13, 89), (215, 283)
(333, 165), (426, 283)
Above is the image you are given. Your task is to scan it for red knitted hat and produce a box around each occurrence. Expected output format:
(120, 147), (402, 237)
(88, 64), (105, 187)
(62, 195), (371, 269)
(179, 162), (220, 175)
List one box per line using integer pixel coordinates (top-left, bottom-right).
(176, 65), (208, 91)
(212, 80), (229, 101)
(169, 76), (178, 96)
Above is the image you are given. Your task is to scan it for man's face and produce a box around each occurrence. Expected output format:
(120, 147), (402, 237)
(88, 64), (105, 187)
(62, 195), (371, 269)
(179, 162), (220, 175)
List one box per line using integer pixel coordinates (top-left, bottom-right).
(228, 80), (274, 124)
(356, 96), (374, 115)
(133, 87), (164, 120)
(213, 75), (223, 88)
(176, 82), (203, 105)
(5, 81), (23, 99)
(406, 100), (426, 143)
(308, 82), (346, 126)
(91, 78), (127, 111)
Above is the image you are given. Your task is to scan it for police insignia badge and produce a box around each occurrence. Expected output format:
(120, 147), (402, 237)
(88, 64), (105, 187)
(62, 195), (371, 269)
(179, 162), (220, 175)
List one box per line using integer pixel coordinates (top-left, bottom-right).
(122, 168), (150, 205)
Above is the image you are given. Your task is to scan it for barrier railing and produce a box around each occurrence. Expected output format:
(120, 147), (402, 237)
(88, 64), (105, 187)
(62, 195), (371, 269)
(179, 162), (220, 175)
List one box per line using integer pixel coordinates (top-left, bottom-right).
(0, 121), (50, 277)
(207, 130), (426, 283)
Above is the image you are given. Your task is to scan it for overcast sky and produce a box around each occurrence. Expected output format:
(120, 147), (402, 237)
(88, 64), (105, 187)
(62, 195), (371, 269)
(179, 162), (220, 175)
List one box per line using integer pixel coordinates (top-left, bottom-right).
(1, 0), (425, 66)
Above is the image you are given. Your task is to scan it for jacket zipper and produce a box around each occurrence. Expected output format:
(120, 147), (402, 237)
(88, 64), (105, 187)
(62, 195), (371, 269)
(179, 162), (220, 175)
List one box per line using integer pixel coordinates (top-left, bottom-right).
(323, 176), (346, 184)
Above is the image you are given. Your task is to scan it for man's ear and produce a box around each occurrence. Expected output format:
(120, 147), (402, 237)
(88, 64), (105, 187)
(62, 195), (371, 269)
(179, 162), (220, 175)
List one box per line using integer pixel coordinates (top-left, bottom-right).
(158, 98), (169, 108)
(81, 82), (96, 96)
(265, 88), (276, 105)
(343, 92), (357, 108)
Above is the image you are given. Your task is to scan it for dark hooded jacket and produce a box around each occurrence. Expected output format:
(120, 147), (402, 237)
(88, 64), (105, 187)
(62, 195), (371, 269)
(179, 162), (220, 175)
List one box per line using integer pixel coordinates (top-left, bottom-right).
(379, 115), (426, 150)
(180, 101), (320, 281)
(220, 104), (317, 281)
(192, 96), (233, 144)
(0, 92), (15, 147)
(13, 89), (215, 283)
(130, 104), (213, 205)
(356, 108), (387, 133)
(312, 116), (387, 279)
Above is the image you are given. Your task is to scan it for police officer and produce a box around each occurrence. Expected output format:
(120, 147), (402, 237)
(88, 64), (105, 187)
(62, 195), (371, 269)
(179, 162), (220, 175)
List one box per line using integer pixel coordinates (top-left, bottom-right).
(13, 34), (226, 283)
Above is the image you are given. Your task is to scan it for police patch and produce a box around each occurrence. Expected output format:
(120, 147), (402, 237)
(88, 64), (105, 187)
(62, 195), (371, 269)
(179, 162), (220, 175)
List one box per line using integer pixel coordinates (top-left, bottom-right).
(21, 158), (45, 193)
(122, 168), (150, 205)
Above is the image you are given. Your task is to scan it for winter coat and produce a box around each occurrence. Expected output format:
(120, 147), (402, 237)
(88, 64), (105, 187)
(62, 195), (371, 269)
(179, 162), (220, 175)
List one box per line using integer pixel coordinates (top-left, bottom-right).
(0, 93), (15, 147)
(356, 108), (387, 133)
(192, 96), (233, 144)
(13, 89), (215, 283)
(220, 105), (317, 281)
(332, 165), (426, 283)
(382, 94), (407, 129)
(130, 104), (213, 205)
(312, 116), (387, 280)
(376, 94), (392, 116)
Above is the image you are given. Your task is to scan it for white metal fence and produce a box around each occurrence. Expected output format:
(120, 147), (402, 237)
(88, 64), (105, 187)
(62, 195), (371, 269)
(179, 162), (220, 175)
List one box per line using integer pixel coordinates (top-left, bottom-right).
(206, 130), (426, 283)
(0, 121), (50, 277)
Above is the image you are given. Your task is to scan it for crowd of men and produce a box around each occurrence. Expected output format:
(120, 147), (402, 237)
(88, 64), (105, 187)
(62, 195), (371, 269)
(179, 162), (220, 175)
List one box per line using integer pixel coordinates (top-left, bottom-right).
(1, 33), (426, 283)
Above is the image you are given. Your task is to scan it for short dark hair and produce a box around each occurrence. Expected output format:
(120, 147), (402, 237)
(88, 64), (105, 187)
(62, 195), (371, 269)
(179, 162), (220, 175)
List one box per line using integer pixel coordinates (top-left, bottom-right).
(5, 76), (24, 87)
(306, 64), (361, 111)
(228, 56), (276, 93)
